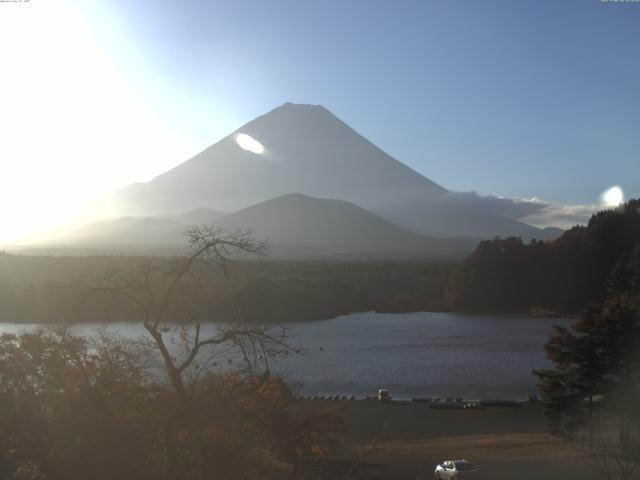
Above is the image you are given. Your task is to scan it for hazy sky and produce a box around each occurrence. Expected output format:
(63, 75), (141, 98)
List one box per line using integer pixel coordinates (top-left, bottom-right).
(1, 0), (639, 242)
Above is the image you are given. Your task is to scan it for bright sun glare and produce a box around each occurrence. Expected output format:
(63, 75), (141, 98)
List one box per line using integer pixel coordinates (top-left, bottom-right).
(235, 133), (264, 154)
(0, 1), (186, 244)
(602, 186), (624, 207)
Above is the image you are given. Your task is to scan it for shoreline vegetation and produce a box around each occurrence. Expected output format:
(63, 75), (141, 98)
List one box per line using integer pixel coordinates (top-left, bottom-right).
(446, 200), (640, 314)
(0, 206), (637, 480)
(0, 255), (455, 324)
(0, 200), (638, 326)
(0, 323), (596, 480)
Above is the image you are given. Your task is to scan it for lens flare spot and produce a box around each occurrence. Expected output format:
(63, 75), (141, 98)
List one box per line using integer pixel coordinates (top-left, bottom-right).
(235, 133), (264, 154)
(601, 186), (624, 207)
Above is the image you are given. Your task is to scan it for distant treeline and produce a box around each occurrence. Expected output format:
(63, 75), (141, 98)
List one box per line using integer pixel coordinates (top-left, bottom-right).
(446, 199), (640, 313)
(6, 200), (638, 323)
(0, 255), (454, 324)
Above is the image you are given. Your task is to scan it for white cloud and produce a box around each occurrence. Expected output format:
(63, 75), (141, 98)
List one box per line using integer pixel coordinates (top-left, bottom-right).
(440, 191), (596, 230)
(519, 203), (597, 230)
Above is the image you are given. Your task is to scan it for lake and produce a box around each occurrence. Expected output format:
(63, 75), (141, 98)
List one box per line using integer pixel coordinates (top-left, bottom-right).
(0, 311), (567, 400)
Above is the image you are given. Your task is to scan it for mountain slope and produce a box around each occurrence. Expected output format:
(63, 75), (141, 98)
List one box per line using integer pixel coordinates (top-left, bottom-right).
(57, 208), (225, 246)
(54, 195), (474, 258)
(214, 193), (474, 258)
(110, 103), (447, 216)
(375, 200), (555, 240)
(104, 102), (559, 242)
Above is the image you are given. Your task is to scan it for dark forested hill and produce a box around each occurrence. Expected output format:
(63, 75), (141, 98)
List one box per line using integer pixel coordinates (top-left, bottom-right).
(0, 253), (454, 324)
(445, 199), (640, 313)
(214, 193), (475, 259)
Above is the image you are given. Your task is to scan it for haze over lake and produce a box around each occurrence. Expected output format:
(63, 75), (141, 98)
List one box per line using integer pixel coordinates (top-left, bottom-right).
(0, 312), (566, 400)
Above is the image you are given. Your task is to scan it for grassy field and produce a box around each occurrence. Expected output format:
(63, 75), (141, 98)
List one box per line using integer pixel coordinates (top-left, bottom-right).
(317, 400), (636, 480)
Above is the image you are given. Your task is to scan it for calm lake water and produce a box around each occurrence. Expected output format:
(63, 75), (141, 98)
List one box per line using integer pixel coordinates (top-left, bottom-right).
(0, 311), (567, 400)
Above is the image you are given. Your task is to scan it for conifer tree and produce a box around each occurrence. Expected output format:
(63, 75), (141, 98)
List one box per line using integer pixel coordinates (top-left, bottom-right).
(534, 245), (640, 447)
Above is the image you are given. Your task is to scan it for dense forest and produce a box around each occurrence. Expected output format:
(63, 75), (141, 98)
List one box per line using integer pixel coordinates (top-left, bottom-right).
(446, 199), (640, 314)
(0, 253), (454, 324)
(4, 200), (639, 324)
(532, 222), (640, 479)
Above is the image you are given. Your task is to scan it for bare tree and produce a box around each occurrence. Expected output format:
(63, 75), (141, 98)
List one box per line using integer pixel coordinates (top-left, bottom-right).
(97, 225), (296, 401)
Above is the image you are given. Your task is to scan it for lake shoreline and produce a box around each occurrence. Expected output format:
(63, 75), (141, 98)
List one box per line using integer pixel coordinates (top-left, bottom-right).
(1, 312), (565, 401)
(0, 305), (578, 327)
(321, 399), (601, 480)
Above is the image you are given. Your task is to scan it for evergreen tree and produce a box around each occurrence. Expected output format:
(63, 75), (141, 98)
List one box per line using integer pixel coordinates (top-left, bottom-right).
(534, 303), (608, 444)
(534, 246), (640, 447)
(447, 199), (640, 313)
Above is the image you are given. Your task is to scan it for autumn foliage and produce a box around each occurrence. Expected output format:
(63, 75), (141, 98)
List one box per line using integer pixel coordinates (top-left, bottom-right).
(0, 329), (344, 480)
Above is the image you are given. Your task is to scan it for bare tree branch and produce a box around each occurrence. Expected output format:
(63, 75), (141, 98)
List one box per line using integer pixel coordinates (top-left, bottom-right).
(94, 225), (286, 402)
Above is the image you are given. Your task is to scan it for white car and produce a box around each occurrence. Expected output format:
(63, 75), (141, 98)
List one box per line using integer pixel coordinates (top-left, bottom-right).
(434, 459), (477, 479)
